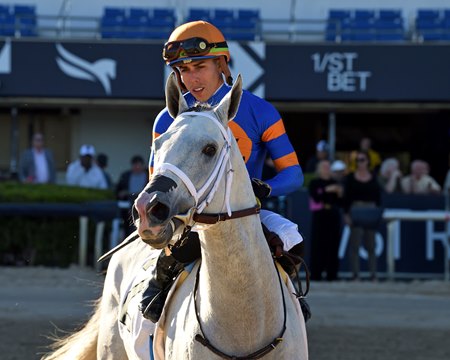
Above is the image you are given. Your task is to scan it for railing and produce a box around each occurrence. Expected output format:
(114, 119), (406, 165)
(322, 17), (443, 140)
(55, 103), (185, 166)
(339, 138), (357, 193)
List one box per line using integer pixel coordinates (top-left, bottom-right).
(383, 209), (450, 281)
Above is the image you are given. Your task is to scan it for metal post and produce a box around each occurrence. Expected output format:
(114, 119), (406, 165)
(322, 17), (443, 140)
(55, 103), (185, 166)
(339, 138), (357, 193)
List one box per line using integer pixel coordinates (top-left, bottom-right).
(328, 112), (336, 161)
(9, 107), (19, 180)
(445, 190), (450, 281)
(386, 219), (400, 281)
(78, 216), (89, 267)
(94, 221), (105, 271)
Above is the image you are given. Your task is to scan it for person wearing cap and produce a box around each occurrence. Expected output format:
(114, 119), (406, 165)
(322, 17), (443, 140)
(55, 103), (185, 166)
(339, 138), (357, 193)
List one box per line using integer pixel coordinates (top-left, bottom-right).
(140, 21), (305, 324)
(66, 145), (108, 189)
(305, 140), (330, 173)
(330, 159), (347, 185)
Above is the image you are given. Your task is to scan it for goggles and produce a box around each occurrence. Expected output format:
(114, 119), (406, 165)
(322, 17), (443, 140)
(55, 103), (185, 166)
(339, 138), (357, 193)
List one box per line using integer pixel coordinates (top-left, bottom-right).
(162, 37), (228, 63)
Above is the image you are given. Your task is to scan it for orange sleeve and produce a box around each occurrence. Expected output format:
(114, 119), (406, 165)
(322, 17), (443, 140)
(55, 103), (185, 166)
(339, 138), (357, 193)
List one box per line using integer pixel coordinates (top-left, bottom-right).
(273, 152), (300, 172)
(261, 119), (286, 142)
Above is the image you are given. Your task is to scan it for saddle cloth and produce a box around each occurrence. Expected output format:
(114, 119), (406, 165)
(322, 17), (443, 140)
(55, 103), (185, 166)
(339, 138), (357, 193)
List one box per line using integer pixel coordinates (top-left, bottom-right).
(118, 254), (302, 360)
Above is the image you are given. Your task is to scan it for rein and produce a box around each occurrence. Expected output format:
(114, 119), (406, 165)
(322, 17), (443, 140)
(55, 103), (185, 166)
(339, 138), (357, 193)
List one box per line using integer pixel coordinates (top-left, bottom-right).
(193, 204), (260, 224)
(193, 260), (287, 359)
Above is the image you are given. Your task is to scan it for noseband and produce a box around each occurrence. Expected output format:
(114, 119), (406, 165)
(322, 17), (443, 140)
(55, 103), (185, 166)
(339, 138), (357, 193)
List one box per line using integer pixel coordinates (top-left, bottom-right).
(152, 111), (259, 227)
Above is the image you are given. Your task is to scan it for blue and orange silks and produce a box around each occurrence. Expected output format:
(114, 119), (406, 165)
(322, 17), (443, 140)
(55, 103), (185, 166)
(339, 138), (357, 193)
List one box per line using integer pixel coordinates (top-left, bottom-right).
(149, 83), (303, 197)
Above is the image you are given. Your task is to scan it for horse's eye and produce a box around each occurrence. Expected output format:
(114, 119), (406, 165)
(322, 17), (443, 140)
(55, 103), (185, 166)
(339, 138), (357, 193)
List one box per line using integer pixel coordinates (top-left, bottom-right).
(202, 144), (217, 157)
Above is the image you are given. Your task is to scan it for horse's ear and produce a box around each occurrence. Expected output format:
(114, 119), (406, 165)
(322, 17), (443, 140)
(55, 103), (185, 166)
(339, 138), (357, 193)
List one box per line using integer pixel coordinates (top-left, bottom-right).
(166, 71), (189, 119)
(215, 74), (243, 124)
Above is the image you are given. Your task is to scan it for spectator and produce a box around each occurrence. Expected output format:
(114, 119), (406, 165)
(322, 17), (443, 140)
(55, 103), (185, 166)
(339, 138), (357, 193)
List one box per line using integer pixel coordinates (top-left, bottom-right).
(308, 159), (343, 281)
(116, 155), (149, 236)
(97, 153), (113, 189)
(444, 153), (450, 196)
(401, 160), (441, 195)
(18, 133), (56, 184)
(330, 159), (347, 185)
(66, 145), (108, 189)
(305, 140), (330, 173)
(343, 150), (382, 281)
(349, 137), (381, 173)
(379, 158), (403, 193)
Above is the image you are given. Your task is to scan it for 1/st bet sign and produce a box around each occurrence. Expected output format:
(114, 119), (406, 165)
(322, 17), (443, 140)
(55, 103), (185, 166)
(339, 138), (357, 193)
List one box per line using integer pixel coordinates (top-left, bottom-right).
(311, 52), (372, 92)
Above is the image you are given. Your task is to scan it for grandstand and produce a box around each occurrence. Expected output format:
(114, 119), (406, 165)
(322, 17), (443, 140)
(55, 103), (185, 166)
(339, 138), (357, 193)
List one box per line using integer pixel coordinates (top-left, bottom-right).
(0, 1), (450, 277)
(1, 1), (450, 42)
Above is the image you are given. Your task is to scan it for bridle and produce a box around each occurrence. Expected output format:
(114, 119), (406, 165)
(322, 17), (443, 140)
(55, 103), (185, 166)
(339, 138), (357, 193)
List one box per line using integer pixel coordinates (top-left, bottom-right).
(153, 111), (287, 359)
(152, 111), (259, 228)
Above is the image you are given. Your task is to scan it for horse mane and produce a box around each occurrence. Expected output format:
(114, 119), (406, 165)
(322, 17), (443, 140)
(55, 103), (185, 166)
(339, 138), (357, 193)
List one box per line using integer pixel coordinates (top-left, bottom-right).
(186, 102), (213, 113)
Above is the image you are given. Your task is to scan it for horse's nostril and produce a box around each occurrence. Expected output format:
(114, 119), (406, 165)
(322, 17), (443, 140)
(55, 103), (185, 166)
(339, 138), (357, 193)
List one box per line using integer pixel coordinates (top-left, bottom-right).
(148, 202), (170, 222)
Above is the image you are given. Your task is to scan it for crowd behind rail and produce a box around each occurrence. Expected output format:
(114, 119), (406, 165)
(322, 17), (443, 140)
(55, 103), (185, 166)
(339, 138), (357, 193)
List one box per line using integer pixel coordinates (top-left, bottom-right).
(11, 132), (450, 279)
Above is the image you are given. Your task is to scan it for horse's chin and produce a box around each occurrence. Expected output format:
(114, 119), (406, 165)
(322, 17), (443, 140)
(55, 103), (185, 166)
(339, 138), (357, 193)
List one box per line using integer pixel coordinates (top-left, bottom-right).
(138, 223), (172, 249)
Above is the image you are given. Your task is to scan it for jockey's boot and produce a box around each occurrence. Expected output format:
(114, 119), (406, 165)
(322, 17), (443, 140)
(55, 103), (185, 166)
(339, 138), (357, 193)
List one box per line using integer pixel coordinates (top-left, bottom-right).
(139, 232), (201, 323)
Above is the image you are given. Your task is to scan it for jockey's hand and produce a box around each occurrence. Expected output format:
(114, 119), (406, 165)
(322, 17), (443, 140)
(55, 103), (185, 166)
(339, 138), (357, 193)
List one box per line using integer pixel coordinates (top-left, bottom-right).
(251, 178), (272, 199)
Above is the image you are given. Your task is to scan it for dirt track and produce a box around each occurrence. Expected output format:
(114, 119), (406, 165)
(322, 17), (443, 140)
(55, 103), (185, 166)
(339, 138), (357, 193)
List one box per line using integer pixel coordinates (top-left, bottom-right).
(1, 266), (450, 360)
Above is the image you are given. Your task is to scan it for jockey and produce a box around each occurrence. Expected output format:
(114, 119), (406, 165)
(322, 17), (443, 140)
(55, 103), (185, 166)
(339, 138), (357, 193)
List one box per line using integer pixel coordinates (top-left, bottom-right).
(140, 20), (307, 323)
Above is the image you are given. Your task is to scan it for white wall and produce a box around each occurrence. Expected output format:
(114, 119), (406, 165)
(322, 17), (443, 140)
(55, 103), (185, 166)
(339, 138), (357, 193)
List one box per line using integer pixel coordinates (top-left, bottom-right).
(67, 107), (161, 184)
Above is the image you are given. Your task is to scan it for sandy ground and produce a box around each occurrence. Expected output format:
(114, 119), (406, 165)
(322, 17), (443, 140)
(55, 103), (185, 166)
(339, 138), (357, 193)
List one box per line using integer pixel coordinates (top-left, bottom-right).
(1, 266), (450, 360)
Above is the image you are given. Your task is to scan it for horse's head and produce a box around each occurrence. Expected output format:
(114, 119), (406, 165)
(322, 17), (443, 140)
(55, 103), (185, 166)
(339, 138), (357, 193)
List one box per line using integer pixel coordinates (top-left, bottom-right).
(134, 72), (248, 249)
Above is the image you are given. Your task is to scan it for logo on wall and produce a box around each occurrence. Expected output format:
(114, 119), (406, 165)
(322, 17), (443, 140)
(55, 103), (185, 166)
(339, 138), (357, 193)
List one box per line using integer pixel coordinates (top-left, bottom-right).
(55, 44), (117, 95)
(228, 42), (265, 98)
(311, 52), (372, 92)
(0, 39), (11, 74)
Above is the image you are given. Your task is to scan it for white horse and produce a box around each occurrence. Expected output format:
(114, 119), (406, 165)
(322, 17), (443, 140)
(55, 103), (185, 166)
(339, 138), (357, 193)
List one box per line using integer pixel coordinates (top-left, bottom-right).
(42, 73), (308, 360)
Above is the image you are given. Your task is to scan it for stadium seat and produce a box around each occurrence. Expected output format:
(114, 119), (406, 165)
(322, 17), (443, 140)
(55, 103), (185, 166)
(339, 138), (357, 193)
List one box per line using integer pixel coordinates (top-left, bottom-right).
(0, 14), (15, 36)
(0, 5), (9, 15)
(213, 9), (234, 20)
(153, 8), (175, 19)
(237, 9), (259, 21)
(354, 10), (375, 20)
(129, 8), (149, 19)
(378, 10), (402, 20)
(417, 9), (440, 20)
(103, 7), (126, 18)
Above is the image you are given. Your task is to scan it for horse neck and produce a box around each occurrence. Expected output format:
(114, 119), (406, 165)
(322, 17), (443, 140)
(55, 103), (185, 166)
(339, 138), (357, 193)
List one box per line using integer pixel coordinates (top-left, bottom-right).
(196, 214), (285, 350)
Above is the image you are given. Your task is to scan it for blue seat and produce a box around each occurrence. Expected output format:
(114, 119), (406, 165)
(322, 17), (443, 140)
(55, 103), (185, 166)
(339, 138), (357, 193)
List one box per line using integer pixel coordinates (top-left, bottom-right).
(421, 31), (446, 41)
(328, 9), (351, 20)
(237, 9), (259, 21)
(148, 17), (175, 28)
(354, 10), (375, 20)
(13, 5), (35, 15)
(417, 9), (440, 20)
(0, 5), (10, 15)
(0, 14), (15, 36)
(416, 18), (442, 29)
(129, 8), (149, 19)
(375, 32), (404, 41)
(153, 8), (175, 19)
(103, 7), (126, 18)
(101, 16), (125, 39)
(379, 9), (402, 20)
(213, 9), (234, 20)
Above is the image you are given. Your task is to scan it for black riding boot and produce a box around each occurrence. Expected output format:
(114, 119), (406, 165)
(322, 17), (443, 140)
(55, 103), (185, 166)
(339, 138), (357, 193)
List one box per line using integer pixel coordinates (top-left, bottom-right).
(139, 232), (201, 323)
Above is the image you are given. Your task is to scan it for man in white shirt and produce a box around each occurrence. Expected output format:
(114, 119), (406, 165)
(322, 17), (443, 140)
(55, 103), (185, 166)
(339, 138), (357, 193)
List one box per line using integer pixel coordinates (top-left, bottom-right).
(66, 144), (108, 189)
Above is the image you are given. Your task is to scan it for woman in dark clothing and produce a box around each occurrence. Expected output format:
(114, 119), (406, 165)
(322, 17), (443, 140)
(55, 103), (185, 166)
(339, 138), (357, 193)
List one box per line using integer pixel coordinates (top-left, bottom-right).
(309, 159), (343, 281)
(343, 150), (382, 281)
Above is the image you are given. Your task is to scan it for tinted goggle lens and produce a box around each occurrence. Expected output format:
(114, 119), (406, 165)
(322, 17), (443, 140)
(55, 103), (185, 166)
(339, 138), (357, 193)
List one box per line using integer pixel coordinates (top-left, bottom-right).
(163, 37), (225, 62)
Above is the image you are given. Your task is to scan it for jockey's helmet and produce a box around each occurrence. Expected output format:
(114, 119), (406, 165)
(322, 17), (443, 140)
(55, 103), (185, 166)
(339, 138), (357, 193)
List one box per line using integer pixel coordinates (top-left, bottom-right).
(162, 21), (233, 88)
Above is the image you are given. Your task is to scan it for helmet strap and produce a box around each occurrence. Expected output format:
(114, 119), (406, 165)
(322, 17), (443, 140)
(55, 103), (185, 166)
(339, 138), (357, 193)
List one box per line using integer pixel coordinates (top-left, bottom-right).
(218, 56), (233, 86)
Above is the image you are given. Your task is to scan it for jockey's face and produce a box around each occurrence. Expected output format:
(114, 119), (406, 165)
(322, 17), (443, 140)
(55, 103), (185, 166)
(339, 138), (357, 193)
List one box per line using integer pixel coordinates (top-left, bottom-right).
(176, 58), (224, 102)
